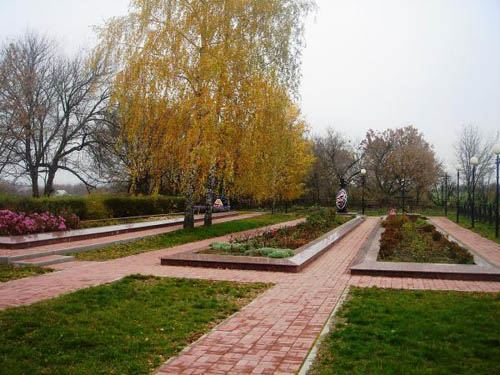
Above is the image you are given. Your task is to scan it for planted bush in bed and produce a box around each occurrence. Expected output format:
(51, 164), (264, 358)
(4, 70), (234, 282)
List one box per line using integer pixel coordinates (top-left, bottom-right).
(0, 210), (80, 236)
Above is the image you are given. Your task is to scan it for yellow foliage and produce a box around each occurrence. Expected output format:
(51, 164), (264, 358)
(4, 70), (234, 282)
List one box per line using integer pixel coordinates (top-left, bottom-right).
(96, 0), (315, 204)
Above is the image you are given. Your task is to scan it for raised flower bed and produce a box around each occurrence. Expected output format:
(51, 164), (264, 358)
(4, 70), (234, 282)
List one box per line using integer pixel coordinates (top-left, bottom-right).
(351, 214), (500, 281)
(162, 210), (364, 272)
(378, 214), (474, 264)
(200, 209), (350, 259)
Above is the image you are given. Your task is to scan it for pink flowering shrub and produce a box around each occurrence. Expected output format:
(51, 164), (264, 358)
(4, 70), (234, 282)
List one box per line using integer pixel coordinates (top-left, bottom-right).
(0, 210), (80, 236)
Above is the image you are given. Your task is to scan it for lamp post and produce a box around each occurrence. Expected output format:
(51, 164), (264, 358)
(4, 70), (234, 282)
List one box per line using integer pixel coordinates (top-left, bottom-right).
(401, 178), (406, 213)
(493, 144), (500, 237)
(456, 164), (461, 223)
(360, 168), (367, 215)
(443, 168), (449, 216)
(470, 156), (479, 228)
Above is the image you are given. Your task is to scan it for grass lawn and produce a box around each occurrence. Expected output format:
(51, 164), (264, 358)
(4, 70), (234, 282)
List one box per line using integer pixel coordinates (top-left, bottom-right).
(310, 287), (500, 375)
(0, 264), (53, 283)
(0, 275), (269, 375)
(74, 213), (301, 261)
(447, 214), (500, 245)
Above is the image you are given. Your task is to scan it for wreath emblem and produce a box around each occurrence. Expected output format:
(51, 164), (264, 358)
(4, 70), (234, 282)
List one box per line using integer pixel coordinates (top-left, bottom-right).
(336, 189), (348, 210)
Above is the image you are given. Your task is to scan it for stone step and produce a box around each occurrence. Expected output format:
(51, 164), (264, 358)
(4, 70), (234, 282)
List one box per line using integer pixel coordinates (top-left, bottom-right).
(13, 255), (75, 267)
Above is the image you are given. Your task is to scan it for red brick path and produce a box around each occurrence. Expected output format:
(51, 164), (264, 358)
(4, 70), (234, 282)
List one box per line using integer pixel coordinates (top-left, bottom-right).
(1, 217), (499, 374)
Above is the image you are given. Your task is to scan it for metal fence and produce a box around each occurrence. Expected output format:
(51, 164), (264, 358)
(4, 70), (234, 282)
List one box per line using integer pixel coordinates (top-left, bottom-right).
(459, 202), (498, 224)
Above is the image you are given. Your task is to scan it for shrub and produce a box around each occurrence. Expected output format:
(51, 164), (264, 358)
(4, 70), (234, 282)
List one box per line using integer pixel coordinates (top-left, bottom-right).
(306, 208), (339, 230)
(432, 230), (442, 241)
(0, 210), (80, 235)
(210, 242), (232, 251)
(0, 195), (185, 220)
(446, 242), (474, 264)
(0, 197), (89, 219)
(211, 242), (246, 253)
(423, 224), (433, 232)
(383, 214), (410, 229)
(244, 247), (294, 258)
(60, 212), (80, 230)
(102, 196), (185, 218)
(245, 248), (273, 257)
(268, 249), (294, 258)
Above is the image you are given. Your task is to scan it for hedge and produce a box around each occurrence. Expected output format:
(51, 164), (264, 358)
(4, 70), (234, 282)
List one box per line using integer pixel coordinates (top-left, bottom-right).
(0, 195), (185, 220)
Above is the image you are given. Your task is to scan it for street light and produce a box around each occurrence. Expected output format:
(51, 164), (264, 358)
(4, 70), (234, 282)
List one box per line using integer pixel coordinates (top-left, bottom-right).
(401, 178), (406, 213)
(360, 168), (367, 215)
(455, 164), (461, 223)
(443, 168), (449, 216)
(493, 144), (500, 237)
(470, 156), (479, 228)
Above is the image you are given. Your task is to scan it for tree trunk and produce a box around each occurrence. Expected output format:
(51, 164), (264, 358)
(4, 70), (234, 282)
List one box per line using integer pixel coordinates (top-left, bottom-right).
(204, 166), (216, 227)
(44, 167), (57, 197)
(184, 181), (195, 229)
(30, 169), (40, 198)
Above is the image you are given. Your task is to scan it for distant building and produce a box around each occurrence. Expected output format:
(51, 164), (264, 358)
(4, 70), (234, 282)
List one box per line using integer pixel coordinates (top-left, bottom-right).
(54, 190), (70, 197)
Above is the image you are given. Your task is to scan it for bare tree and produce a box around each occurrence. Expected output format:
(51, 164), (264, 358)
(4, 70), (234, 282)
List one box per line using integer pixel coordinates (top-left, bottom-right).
(454, 124), (499, 202)
(307, 128), (362, 204)
(0, 32), (110, 197)
(86, 107), (132, 189)
(0, 33), (56, 196)
(40, 52), (110, 195)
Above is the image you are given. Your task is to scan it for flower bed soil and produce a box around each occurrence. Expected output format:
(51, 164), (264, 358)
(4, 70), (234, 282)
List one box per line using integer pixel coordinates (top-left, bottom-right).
(378, 215), (474, 264)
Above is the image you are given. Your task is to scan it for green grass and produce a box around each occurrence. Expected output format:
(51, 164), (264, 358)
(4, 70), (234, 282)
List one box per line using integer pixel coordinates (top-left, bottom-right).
(0, 275), (269, 375)
(310, 287), (500, 375)
(74, 213), (301, 261)
(0, 264), (53, 283)
(447, 214), (500, 245)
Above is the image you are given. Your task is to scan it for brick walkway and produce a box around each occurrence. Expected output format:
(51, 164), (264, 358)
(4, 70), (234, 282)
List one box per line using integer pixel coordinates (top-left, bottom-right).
(1, 216), (499, 374)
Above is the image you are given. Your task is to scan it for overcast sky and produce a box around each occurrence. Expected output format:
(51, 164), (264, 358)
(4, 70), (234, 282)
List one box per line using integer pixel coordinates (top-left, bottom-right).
(0, 0), (499, 183)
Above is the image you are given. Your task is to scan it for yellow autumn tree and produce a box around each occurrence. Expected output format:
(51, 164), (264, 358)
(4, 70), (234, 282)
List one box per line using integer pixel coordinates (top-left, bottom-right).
(233, 81), (314, 210)
(96, 0), (315, 227)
